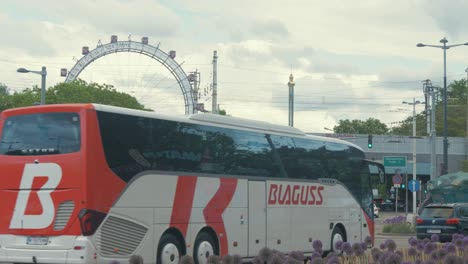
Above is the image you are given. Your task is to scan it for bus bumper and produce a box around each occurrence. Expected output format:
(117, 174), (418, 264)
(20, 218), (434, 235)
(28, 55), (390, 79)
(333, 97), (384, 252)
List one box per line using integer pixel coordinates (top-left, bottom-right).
(0, 236), (97, 264)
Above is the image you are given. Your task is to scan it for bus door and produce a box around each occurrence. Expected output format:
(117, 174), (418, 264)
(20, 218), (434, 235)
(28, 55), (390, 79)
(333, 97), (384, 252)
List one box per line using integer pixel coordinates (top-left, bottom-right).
(248, 181), (266, 256)
(349, 208), (362, 243)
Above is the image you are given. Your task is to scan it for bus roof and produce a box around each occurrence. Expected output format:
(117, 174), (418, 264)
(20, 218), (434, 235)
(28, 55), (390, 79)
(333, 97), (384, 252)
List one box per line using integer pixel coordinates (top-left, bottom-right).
(92, 104), (363, 151)
(2, 103), (362, 151)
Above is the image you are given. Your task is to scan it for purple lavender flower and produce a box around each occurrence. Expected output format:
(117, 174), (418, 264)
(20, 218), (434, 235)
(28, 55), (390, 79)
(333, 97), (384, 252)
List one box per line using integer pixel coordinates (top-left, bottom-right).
(408, 247), (417, 257)
(379, 242), (387, 250)
(360, 242), (367, 251)
(364, 236), (372, 246)
(288, 251), (303, 262)
(269, 255), (283, 264)
(424, 242), (436, 255)
(179, 255), (195, 264)
(454, 238), (463, 249)
(446, 243), (457, 254)
(417, 241), (425, 251)
(384, 252), (402, 264)
(326, 256), (340, 264)
(341, 242), (352, 255)
(437, 249), (448, 260)
(423, 238), (430, 244)
(258, 247), (272, 262)
(334, 240), (343, 251)
(310, 258), (322, 264)
(463, 236), (468, 247)
(430, 234), (439, 242)
(408, 237), (418, 247)
(312, 240), (323, 252)
(372, 250), (382, 262)
(311, 252), (321, 260)
(351, 242), (362, 255)
(232, 255), (242, 264)
(444, 255), (463, 264)
(385, 239), (397, 252)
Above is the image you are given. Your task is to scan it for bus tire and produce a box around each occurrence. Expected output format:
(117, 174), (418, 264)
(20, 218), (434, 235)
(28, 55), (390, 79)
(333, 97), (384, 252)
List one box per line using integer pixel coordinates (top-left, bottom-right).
(331, 226), (345, 254)
(194, 231), (218, 264)
(157, 233), (183, 264)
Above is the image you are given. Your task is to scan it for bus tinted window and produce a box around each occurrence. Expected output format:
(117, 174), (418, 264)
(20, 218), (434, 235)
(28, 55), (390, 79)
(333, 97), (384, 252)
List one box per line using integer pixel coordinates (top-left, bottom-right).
(0, 113), (80, 155)
(271, 135), (327, 180)
(97, 111), (280, 181)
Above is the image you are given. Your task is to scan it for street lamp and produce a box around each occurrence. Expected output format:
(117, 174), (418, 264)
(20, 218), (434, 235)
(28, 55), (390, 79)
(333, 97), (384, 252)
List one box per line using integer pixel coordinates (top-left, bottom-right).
(416, 38), (468, 175)
(17, 66), (47, 105)
(402, 98), (424, 215)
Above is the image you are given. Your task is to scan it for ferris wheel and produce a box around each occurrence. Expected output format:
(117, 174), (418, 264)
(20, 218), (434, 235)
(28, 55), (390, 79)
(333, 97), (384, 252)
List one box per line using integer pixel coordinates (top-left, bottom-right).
(61, 35), (200, 115)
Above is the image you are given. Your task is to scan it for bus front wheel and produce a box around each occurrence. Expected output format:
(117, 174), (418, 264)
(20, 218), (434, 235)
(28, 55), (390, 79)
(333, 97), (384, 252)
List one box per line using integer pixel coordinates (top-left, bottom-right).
(194, 231), (218, 264)
(331, 226), (345, 254)
(157, 233), (183, 264)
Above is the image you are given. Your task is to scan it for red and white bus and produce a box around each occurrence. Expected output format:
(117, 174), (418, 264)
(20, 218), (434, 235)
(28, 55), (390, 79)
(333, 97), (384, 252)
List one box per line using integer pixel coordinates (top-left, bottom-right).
(0, 104), (383, 264)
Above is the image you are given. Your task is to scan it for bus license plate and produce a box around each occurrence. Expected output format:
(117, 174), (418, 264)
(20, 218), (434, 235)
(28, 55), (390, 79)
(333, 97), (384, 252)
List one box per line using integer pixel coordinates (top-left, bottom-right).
(427, 229), (441, 234)
(26, 236), (49, 245)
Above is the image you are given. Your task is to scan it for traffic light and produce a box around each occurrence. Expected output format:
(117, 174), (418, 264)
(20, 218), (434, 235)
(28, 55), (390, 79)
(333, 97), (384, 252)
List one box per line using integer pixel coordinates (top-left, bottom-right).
(367, 135), (373, 148)
(401, 183), (406, 189)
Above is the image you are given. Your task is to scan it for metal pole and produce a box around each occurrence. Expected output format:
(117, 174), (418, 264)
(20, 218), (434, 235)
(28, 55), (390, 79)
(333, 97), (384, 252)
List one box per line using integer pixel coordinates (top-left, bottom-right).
(442, 42), (448, 175)
(288, 74), (295, 127)
(395, 187), (398, 215)
(405, 171), (408, 214)
(466, 68), (468, 160)
(412, 98), (417, 214)
(431, 89), (437, 180)
(40, 66), (47, 105)
(212, 51), (218, 114)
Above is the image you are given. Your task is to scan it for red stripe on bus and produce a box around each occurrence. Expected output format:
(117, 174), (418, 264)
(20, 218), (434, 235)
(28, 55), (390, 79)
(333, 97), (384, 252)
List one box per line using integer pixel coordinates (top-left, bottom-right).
(363, 210), (374, 246)
(170, 176), (197, 236)
(203, 178), (238, 256)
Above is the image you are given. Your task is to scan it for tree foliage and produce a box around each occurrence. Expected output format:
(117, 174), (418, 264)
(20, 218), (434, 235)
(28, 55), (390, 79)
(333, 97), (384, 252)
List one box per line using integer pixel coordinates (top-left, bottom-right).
(0, 82), (11, 112)
(333, 77), (468, 136)
(1, 80), (149, 111)
(333, 118), (388, 135)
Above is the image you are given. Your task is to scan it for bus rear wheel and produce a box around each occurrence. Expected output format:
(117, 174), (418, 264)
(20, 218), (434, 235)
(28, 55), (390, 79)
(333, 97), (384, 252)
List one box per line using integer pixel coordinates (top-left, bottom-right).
(194, 231), (218, 264)
(157, 233), (182, 264)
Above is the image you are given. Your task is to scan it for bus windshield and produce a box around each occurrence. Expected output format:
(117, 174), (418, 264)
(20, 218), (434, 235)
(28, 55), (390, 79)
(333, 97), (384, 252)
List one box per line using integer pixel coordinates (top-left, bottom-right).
(0, 112), (81, 155)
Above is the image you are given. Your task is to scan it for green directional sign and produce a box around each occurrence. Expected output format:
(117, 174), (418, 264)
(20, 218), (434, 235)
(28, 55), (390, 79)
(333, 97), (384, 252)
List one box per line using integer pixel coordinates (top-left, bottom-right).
(383, 156), (407, 167)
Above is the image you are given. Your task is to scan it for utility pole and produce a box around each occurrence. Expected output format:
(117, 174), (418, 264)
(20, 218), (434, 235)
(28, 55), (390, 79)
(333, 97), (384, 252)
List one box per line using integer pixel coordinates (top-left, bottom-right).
(466, 68), (468, 160)
(212, 51), (218, 114)
(288, 73), (295, 127)
(423, 80), (437, 181)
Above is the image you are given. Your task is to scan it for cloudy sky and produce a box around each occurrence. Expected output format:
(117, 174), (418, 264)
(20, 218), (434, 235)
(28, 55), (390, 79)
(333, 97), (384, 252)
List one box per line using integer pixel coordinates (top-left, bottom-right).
(1, 0), (468, 133)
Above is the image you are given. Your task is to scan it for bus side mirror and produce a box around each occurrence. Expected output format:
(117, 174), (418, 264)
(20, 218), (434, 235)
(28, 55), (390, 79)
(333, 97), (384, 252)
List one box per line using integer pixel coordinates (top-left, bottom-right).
(365, 160), (385, 184)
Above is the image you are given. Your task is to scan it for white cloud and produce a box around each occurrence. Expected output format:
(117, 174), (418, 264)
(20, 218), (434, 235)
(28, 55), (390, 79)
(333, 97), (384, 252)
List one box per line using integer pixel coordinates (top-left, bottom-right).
(2, 0), (468, 133)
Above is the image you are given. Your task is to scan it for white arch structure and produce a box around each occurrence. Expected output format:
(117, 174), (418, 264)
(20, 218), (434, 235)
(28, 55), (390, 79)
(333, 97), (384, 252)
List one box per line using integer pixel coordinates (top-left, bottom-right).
(65, 40), (195, 114)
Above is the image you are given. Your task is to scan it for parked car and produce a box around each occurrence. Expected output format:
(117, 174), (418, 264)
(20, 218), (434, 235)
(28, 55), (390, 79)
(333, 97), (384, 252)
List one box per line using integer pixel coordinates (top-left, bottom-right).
(374, 204), (380, 218)
(380, 199), (395, 211)
(380, 199), (406, 211)
(416, 203), (468, 242)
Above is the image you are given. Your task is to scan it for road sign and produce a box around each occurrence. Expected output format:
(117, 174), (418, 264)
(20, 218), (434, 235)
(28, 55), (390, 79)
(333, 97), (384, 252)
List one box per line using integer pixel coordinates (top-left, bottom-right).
(393, 184), (401, 188)
(408, 180), (420, 192)
(392, 174), (403, 184)
(384, 156), (407, 167)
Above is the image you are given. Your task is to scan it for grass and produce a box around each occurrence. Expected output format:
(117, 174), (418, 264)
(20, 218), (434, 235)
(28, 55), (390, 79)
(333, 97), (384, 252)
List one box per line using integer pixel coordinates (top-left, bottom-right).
(382, 223), (415, 234)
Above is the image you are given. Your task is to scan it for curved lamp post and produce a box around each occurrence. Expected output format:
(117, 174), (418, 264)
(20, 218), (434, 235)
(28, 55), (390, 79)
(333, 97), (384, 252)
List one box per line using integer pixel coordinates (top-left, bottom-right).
(17, 66), (47, 105)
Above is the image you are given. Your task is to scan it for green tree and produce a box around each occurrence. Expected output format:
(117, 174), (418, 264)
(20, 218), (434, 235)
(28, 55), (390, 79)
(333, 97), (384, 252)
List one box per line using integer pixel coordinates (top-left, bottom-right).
(2, 80), (150, 111)
(0, 83), (10, 112)
(333, 118), (388, 134)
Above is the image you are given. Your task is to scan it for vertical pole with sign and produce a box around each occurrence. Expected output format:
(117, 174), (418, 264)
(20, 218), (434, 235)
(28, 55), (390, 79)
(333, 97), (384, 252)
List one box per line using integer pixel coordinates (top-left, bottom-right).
(395, 188), (398, 214)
